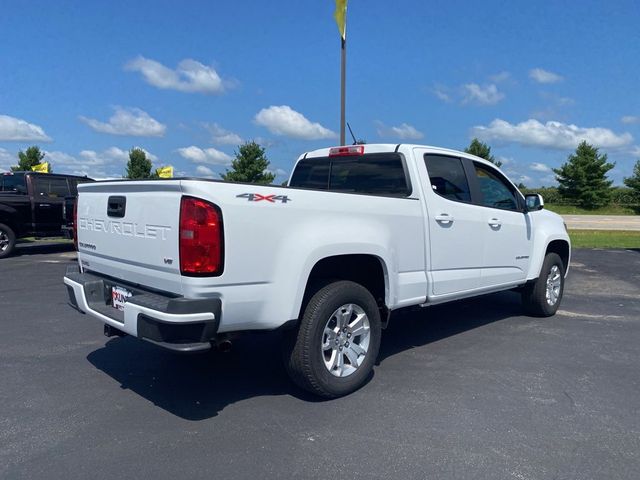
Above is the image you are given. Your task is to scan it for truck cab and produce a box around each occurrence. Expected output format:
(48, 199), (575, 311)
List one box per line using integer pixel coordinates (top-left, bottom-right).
(0, 171), (93, 257)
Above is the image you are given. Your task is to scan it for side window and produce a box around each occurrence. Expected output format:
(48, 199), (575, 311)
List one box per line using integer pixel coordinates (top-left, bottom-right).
(474, 163), (519, 211)
(1, 174), (26, 193)
(48, 178), (71, 197)
(68, 179), (79, 195)
(424, 154), (471, 203)
(33, 177), (49, 196)
(33, 177), (71, 197)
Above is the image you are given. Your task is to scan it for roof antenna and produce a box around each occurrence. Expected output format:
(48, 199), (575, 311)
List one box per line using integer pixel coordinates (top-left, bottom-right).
(347, 122), (358, 145)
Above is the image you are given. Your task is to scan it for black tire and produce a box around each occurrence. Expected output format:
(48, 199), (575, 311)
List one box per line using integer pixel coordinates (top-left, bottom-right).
(522, 252), (565, 317)
(0, 223), (16, 259)
(283, 280), (382, 398)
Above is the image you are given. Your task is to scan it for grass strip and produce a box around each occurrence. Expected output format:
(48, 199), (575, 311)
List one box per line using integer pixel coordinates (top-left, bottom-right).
(569, 230), (640, 249)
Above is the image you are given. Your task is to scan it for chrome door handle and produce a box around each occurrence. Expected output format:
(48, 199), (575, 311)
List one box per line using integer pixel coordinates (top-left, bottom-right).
(488, 218), (502, 227)
(435, 214), (454, 224)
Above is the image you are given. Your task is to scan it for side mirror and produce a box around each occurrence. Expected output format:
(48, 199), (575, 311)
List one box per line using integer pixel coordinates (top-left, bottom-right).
(525, 193), (544, 212)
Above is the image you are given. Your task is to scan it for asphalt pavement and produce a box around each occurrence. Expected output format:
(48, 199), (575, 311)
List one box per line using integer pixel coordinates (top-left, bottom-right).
(1, 243), (639, 479)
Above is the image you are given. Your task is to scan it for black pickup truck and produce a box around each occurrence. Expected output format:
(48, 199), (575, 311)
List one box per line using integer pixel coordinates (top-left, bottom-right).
(0, 171), (94, 258)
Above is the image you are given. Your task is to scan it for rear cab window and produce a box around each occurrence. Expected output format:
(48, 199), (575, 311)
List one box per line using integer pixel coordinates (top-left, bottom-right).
(289, 153), (411, 197)
(423, 154), (471, 203)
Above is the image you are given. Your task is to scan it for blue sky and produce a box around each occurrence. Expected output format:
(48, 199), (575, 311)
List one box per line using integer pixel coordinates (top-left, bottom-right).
(1, 0), (639, 185)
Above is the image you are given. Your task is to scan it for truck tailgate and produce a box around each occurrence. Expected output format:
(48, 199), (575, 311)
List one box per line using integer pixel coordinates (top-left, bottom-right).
(76, 181), (183, 295)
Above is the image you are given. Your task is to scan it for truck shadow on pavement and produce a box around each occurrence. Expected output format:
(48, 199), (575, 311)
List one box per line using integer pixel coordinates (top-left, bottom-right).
(87, 290), (523, 420)
(14, 241), (75, 256)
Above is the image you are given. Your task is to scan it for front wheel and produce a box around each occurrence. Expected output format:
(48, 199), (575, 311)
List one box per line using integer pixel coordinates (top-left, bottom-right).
(283, 280), (382, 398)
(522, 252), (565, 316)
(0, 223), (16, 259)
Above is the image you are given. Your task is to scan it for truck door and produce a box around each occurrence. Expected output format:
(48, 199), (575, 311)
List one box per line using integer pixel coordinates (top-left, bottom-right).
(31, 176), (67, 235)
(415, 149), (485, 296)
(470, 162), (531, 287)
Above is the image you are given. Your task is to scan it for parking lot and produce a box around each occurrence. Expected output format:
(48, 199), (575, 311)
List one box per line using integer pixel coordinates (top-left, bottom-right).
(1, 244), (639, 479)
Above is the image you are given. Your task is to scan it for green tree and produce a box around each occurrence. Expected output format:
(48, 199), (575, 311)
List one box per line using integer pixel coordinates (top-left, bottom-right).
(464, 138), (502, 168)
(221, 141), (276, 184)
(12, 146), (45, 171)
(553, 141), (615, 209)
(623, 160), (640, 200)
(125, 148), (154, 179)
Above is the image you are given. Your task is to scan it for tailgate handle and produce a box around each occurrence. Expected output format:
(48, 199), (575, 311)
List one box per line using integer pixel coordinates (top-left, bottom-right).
(107, 196), (126, 218)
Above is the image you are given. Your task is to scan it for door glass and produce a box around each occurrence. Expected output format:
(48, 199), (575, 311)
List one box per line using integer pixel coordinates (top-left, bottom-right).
(48, 178), (70, 197)
(1, 173), (26, 193)
(424, 154), (471, 202)
(34, 177), (71, 198)
(474, 164), (518, 211)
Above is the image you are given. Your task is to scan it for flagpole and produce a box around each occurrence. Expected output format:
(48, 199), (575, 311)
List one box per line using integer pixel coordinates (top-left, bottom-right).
(340, 36), (346, 145)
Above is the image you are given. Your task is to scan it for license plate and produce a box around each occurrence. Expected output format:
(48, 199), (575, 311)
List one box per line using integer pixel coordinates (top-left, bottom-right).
(111, 286), (132, 311)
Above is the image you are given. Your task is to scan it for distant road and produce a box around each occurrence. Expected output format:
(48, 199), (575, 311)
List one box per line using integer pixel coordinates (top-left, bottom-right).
(561, 214), (640, 231)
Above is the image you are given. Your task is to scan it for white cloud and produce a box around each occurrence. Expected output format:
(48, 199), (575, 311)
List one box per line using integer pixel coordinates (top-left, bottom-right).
(529, 68), (563, 84)
(79, 146), (157, 165)
(472, 118), (633, 150)
(462, 83), (505, 105)
(80, 107), (166, 137)
(496, 156), (514, 166)
(0, 148), (14, 171)
(529, 162), (551, 172)
(40, 147), (157, 178)
(254, 105), (336, 140)
(0, 114), (52, 142)
(195, 165), (216, 178)
(177, 146), (232, 165)
(376, 121), (424, 140)
(621, 115), (640, 125)
(489, 71), (511, 83)
(275, 168), (288, 177)
(125, 56), (228, 94)
(432, 86), (452, 103)
(43, 151), (105, 178)
(205, 123), (243, 145)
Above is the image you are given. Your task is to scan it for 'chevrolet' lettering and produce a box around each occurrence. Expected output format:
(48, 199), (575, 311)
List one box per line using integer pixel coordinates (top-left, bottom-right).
(78, 218), (171, 240)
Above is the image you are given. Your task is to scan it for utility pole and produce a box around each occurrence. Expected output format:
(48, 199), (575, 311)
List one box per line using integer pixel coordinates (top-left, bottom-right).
(340, 36), (346, 145)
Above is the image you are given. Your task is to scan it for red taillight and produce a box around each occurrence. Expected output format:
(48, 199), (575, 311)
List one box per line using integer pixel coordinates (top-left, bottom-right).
(179, 196), (223, 276)
(73, 199), (78, 251)
(328, 145), (364, 157)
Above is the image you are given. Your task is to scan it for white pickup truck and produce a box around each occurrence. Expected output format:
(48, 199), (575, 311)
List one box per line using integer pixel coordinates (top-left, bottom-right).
(64, 144), (570, 397)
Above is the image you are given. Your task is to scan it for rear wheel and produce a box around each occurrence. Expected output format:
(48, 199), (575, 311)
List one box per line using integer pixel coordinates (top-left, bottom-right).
(522, 252), (565, 316)
(0, 223), (16, 259)
(283, 280), (382, 398)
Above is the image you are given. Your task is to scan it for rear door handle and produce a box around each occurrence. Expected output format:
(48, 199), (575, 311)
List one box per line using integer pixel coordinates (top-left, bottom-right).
(435, 214), (454, 224)
(488, 218), (502, 227)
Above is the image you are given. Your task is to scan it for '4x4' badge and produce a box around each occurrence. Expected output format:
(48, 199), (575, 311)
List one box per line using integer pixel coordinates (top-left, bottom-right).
(236, 193), (291, 203)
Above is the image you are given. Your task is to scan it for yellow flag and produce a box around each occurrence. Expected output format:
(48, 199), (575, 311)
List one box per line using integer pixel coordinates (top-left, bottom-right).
(31, 162), (49, 173)
(334, 0), (347, 40)
(156, 166), (173, 178)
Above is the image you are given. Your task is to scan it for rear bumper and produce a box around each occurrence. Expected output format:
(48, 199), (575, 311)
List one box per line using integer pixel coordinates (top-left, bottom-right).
(64, 267), (221, 352)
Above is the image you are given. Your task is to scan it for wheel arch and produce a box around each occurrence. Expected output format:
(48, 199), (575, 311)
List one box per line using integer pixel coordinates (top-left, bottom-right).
(298, 253), (390, 320)
(546, 239), (570, 275)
